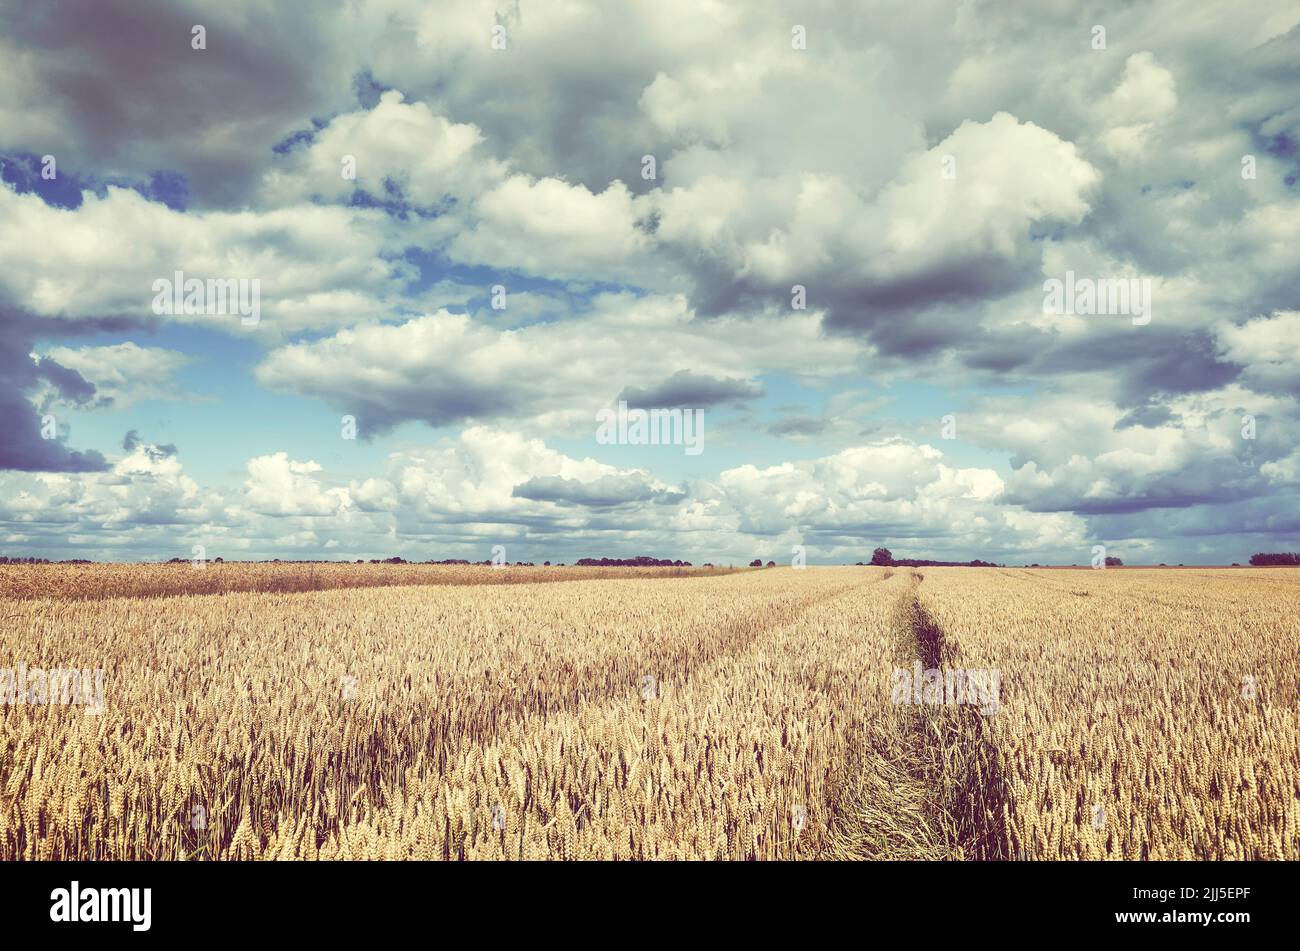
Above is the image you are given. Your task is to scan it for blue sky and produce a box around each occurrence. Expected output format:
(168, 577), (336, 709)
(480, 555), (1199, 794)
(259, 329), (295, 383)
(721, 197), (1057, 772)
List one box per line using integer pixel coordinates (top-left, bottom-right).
(2, 0), (1299, 565)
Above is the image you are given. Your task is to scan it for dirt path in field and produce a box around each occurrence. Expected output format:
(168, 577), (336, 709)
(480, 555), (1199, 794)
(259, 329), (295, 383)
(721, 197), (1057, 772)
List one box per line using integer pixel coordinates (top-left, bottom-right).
(823, 570), (1012, 860)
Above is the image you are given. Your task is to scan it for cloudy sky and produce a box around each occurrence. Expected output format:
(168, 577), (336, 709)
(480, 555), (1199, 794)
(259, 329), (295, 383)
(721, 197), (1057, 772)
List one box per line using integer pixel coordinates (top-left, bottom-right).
(1, 0), (1298, 565)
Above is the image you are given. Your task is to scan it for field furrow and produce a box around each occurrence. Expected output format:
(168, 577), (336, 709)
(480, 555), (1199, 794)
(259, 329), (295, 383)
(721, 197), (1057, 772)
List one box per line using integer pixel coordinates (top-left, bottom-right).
(3, 563), (1297, 861)
(918, 567), (1300, 860)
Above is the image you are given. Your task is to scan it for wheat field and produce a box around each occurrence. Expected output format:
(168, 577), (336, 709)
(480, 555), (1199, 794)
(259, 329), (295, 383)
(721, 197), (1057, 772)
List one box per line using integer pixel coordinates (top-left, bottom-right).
(0, 561), (733, 602)
(1, 564), (1296, 860)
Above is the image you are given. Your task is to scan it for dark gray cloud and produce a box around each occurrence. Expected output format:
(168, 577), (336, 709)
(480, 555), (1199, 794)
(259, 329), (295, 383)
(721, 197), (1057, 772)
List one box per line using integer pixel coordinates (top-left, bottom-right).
(122, 430), (178, 460)
(619, 370), (763, 409)
(33, 353), (98, 408)
(512, 474), (683, 508)
(0, 399), (107, 471)
(1005, 452), (1278, 517)
(0, 0), (357, 206)
(959, 327), (1049, 374)
(0, 314), (107, 471)
(1089, 496), (1300, 544)
(1035, 329), (1241, 404)
(1114, 403), (1176, 430)
(767, 416), (826, 437)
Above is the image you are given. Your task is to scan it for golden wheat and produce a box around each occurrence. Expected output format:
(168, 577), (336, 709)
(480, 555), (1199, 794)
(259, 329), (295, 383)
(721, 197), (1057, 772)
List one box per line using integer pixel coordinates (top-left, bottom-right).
(2, 563), (1295, 860)
(916, 566), (1300, 860)
(0, 561), (734, 601)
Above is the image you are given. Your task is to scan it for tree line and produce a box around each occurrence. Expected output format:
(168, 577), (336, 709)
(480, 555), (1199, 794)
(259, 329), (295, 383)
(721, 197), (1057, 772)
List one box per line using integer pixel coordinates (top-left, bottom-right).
(1249, 552), (1300, 566)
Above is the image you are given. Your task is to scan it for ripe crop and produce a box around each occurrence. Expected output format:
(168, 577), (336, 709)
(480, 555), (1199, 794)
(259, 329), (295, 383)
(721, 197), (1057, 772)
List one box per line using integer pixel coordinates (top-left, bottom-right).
(2, 564), (1295, 860)
(916, 566), (1300, 860)
(0, 561), (731, 602)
